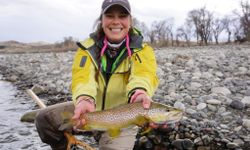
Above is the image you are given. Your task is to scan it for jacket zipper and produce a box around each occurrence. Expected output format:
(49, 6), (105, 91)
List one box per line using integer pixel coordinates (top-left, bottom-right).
(102, 82), (108, 110)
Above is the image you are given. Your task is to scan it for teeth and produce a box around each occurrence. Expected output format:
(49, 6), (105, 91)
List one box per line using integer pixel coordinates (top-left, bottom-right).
(111, 28), (121, 32)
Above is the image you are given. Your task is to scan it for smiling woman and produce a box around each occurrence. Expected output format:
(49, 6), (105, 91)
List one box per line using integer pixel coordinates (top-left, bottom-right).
(35, 0), (159, 150)
(101, 5), (131, 43)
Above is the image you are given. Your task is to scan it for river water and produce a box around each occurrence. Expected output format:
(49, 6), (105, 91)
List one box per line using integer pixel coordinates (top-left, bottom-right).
(0, 80), (49, 150)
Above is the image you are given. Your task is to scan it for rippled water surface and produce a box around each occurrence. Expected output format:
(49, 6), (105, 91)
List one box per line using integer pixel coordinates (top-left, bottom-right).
(0, 81), (49, 150)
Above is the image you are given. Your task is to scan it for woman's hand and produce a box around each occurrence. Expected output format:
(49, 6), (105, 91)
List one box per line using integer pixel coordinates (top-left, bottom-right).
(130, 90), (169, 129)
(130, 90), (151, 109)
(72, 96), (95, 130)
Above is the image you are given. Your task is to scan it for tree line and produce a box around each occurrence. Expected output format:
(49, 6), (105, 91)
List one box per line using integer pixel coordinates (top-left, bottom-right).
(133, 0), (250, 47)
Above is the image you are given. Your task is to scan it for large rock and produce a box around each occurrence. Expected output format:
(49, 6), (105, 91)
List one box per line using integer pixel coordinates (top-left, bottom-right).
(211, 87), (231, 96)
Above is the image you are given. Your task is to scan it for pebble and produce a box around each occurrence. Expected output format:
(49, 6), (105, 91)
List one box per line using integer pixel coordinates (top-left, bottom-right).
(196, 103), (207, 110)
(185, 108), (197, 115)
(206, 99), (222, 105)
(242, 119), (250, 129)
(172, 139), (194, 150)
(31, 84), (45, 94)
(245, 90), (250, 96)
(241, 96), (250, 105)
(211, 87), (231, 96)
(207, 104), (217, 112)
(230, 100), (245, 109)
(226, 142), (239, 149)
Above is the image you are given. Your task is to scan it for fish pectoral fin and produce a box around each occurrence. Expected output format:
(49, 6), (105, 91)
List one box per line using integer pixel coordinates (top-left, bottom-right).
(82, 124), (92, 130)
(107, 128), (121, 138)
(134, 115), (150, 127)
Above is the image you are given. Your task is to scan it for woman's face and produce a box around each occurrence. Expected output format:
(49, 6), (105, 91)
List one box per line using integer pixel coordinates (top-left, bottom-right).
(102, 5), (131, 43)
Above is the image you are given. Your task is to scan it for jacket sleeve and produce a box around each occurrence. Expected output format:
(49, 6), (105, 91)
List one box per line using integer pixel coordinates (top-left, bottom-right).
(126, 44), (159, 99)
(71, 48), (98, 105)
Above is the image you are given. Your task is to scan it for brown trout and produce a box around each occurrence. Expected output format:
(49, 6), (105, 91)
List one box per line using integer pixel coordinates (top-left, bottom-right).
(59, 102), (183, 137)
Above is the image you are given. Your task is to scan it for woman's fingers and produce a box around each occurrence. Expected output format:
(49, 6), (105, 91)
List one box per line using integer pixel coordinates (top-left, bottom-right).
(142, 96), (151, 109)
(72, 99), (96, 130)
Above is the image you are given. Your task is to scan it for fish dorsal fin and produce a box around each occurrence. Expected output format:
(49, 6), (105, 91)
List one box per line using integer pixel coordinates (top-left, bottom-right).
(107, 128), (121, 138)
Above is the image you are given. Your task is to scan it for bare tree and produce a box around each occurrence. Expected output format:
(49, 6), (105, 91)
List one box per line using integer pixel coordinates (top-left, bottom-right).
(231, 17), (244, 42)
(132, 17), (149, 40)
(212, 18), (225, 44)
(187, 7), (213, 45)
(148, 30), (157, 45)
(165, 18), (174, 46)
(154, 20), (168, 46)
(148, 21), (160, 45)
(231, 0), (250, 42)
(187, 10), (200, 44)
(176, 21), (193, 46)
(239, 0), (250, 41)
(63, 36), (74, 47)
(148, 19), (174, 47)
(221, 16), (233, 43)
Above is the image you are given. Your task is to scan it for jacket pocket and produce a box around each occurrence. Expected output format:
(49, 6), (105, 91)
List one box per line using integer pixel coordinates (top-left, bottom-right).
(79, 56), (87, 68)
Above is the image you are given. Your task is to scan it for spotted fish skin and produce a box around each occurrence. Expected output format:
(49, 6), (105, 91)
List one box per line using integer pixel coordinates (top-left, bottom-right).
(60, 102), (183, 137)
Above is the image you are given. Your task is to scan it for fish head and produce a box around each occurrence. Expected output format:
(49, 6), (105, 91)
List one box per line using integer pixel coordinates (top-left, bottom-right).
(148, 103), (183, 124)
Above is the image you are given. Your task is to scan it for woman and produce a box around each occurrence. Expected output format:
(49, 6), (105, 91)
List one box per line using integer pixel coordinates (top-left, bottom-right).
(35, 0), (159, 149)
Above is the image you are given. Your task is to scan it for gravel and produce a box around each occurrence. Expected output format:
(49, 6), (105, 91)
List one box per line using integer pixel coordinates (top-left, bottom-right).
(0, 44), (249, 149)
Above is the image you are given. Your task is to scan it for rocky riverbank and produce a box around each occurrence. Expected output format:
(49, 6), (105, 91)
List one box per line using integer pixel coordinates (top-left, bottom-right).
(0, 44), (249, 149)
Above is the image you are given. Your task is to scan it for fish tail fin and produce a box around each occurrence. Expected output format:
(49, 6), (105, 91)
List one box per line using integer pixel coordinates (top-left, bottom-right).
(59, 111), (74, 131)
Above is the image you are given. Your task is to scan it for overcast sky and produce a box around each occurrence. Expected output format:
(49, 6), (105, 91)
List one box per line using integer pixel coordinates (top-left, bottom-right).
(0, 0), (242, 43)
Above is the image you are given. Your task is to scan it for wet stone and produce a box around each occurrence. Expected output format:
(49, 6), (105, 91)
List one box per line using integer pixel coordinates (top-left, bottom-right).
(227, 142), (239, 149)
(142, 140), (154, 150)
(221, 138), (231, 144)
(233, 139), (245, 146)
(18, 130), (32, 136)
(194, 137), (203, 146)
(172, 139), (194, 150)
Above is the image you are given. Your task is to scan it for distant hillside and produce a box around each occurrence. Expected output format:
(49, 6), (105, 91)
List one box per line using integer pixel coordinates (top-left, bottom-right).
(0, 40), (77, 54)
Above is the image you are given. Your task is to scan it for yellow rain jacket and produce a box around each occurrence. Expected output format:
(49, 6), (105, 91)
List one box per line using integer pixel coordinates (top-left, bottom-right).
(72, 29), (159, 110)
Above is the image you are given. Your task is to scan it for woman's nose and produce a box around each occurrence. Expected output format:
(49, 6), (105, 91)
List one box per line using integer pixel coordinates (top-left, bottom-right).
(112, 16), (120, 24)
